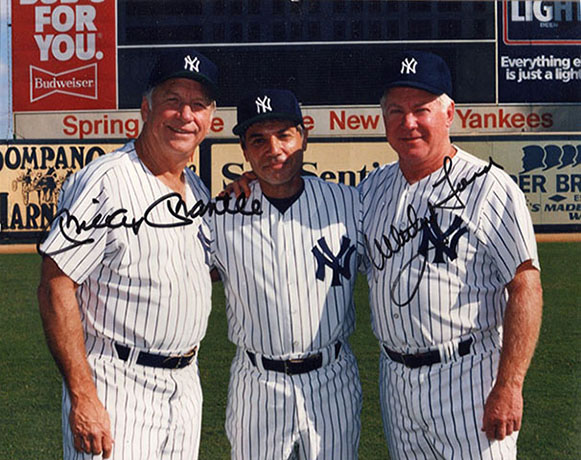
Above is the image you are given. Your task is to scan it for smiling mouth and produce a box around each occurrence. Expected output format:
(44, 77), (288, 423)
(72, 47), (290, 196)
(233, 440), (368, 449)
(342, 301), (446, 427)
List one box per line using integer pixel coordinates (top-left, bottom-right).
(169, 126), (196, 135)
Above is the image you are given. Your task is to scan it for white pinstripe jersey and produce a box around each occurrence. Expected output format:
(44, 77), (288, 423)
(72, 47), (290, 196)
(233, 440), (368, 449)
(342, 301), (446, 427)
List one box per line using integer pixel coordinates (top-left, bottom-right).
(209, 177), (364, 358)
(359, 148), (539, 353)
(40, 141), (212, 354)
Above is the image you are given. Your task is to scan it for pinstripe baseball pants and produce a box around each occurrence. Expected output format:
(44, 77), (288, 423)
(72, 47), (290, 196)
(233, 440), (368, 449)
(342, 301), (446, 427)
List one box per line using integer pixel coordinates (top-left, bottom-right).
(226, 344), (362, 460)
(379, 347), (518, 460)
(62, 351), (203, 460)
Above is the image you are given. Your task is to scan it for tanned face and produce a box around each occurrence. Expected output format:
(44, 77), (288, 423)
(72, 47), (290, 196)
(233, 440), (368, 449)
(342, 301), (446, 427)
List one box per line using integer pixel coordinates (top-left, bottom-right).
(241, 119), (307, 198)
(382, 86), (455, 174)
(140, 78), (214, 162)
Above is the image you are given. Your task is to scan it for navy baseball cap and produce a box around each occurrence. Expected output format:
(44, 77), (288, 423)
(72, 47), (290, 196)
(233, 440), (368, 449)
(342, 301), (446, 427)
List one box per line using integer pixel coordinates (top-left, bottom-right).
(147, 49), (218, 98)
(383, 51), (452, 97)
(233, 89), (304, 136)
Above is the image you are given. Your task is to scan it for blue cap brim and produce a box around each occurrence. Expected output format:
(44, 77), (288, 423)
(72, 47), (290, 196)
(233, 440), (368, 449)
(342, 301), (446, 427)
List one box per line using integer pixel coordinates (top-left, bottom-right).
(233, 113), (304, 136)
(151, 72), (217, 98)
(385, 80), (447, 96)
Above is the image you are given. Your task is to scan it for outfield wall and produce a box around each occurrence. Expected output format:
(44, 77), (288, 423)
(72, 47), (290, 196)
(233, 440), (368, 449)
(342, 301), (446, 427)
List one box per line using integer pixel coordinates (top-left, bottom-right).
(1, 125), (580, 245)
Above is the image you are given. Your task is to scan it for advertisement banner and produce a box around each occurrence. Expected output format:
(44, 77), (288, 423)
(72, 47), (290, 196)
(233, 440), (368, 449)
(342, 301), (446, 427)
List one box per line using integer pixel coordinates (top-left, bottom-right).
(0, 142), (200, 238)
(11, 0), (117, 112)
(502, 0), (581, 44)
(498, 0), (581, 103)
(1, 138), (578, 241)
(212, 138), (580, 229)
(210, 141), (398, 196)
(13, 104), (581, 141)
(457, 138), (581, 228)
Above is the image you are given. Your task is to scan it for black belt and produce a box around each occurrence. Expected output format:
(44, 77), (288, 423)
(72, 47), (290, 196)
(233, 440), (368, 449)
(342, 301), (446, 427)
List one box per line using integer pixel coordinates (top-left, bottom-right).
(114, 343), (197, 369)
(383, 338), (473, 369)
(247, 342), (341, 375)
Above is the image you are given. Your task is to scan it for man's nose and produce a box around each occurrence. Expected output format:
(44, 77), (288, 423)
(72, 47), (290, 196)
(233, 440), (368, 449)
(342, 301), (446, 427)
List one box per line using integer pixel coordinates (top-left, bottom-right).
(179, 103), (195, 122)
(267, 136), (284, 155)
(402, 112), (418, 129)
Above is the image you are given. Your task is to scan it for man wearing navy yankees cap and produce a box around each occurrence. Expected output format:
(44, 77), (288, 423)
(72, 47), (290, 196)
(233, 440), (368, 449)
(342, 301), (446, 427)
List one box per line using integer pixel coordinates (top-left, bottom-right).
(209, 89), (363, 459)
(359, 50), (543, 459)
(38, 49), (217, 459)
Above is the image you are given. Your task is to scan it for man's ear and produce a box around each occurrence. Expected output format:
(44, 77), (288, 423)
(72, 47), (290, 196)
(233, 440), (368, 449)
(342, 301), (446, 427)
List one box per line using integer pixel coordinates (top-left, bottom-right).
(446, 100), (455, 128)
(141, 97), (150, 123)
(302, 127), (308, 151)
(240, 139), (249, 162)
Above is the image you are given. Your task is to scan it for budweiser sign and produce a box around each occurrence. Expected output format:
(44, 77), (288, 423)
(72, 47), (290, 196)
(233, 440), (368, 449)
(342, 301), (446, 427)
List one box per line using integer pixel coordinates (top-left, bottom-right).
(12, 0), (117, 112)
(30, 64), (97, 102)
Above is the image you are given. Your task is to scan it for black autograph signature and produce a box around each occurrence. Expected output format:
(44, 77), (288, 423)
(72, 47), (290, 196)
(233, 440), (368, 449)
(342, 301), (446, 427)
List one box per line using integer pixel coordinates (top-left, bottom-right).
(365, 156), (503, 307)
(38, 193), (262, 256)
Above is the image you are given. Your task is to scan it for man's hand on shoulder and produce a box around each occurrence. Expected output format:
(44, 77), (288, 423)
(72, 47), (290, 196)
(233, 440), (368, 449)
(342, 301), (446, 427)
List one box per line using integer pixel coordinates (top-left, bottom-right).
(219, 171), (257, 198)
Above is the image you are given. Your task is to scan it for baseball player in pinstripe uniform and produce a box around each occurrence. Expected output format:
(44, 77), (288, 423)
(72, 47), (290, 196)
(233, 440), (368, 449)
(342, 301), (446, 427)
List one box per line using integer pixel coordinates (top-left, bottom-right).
(209, 89), (363, 459)
(359, 51), (543, 459)
(37, 49), (218, 459)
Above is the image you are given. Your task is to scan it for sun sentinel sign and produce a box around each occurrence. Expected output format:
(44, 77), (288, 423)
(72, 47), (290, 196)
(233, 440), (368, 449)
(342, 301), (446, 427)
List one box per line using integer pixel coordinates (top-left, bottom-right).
(11, 0), (117, 111)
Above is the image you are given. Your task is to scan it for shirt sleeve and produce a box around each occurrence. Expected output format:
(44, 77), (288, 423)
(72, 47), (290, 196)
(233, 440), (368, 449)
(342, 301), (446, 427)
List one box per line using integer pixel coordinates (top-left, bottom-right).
(354, 186), (371, 274)
(478, 171), (540, 285)
(197, 216), (214, 269)
(39, 166), (113, 284)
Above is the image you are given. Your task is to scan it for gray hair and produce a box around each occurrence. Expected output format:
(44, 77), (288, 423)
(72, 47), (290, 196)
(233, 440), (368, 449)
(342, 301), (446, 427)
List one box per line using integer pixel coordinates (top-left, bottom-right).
(143, 86), (217, 114)
(144, 87), (155, 110)
(380, 90), (454, 114)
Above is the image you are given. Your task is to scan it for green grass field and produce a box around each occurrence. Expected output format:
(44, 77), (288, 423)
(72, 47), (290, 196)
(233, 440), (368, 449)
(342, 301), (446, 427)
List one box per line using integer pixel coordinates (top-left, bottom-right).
(1, 243), (579, 459)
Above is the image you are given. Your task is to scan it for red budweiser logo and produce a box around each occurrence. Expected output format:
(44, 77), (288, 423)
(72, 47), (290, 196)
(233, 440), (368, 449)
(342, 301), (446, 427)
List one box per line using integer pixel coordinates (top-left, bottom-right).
(30, 64), (98, 103)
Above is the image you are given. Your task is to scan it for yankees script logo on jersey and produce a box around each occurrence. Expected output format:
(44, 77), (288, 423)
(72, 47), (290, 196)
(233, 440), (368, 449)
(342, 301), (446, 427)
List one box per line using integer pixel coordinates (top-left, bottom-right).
(418, 214), (468, 263)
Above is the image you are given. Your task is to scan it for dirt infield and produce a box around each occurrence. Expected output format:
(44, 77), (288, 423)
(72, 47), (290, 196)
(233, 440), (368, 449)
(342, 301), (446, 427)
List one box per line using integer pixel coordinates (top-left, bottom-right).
(535, 233), (581, 243)
(0, 244), (39, 254)
(1, 234), (580, 255)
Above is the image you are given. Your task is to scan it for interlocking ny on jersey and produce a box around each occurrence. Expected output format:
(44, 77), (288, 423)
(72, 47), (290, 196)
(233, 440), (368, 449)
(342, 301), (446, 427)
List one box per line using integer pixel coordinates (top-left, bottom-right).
(362, 151), (517, 307)
(312, 236), (356, 286)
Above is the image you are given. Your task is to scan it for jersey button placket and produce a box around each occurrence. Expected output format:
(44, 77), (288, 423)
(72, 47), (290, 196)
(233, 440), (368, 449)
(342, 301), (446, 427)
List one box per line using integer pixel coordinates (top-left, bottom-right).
(284, 215), (303, 354)
(391, 182), (410, 329)
(274, 213), (292, 349)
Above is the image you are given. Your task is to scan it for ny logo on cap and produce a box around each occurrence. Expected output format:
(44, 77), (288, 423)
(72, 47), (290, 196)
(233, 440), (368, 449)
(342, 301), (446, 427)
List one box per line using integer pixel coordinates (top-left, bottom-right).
(255, 96), (272, 113)
(400, 57), (418, 75)
(184, 55), (200, 72)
